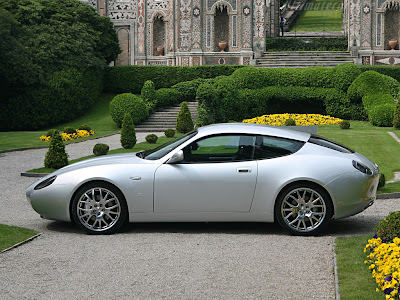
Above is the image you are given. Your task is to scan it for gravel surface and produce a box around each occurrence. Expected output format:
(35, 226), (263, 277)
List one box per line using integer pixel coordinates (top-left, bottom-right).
(0, 134), (399, 299)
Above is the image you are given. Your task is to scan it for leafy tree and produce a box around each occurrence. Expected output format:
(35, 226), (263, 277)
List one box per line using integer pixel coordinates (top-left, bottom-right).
(120, 113), (136, 149)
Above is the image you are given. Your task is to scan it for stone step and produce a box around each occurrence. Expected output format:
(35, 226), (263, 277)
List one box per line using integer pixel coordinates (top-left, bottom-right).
(256, 61), (353, 66)
(258, 56), (354, 60)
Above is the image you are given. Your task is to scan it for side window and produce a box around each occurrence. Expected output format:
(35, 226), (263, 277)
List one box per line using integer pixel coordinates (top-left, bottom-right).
(182, 135), (255, 163)
(254, 136), (304, 160)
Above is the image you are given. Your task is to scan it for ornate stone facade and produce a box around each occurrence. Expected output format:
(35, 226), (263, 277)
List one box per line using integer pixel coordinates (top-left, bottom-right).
(80, 0), (279, 66)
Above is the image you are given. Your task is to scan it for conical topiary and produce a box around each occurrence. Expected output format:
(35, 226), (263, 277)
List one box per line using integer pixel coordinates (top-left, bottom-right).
(176, 101), (194, 133)
(44, 132), (68, 169)
(120, 113), (137, 149)
(393, 103), (400, 129)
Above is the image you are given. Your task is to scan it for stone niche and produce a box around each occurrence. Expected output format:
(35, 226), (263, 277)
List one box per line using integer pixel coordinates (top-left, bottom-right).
(384, 9), (400, 50)
(214, 6), (229, 52)
(153, 15), (166, 56)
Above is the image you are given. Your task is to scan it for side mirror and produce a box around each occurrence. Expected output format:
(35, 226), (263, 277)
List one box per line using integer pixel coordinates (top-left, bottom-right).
(166, 150), (184, 164)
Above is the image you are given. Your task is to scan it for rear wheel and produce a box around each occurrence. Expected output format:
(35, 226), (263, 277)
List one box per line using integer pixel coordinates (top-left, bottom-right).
(71, 182), (127, 234)
(275, 183), (332, 235)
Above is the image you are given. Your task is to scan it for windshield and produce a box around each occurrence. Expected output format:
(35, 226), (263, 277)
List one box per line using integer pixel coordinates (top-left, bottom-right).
(143, 131), (197, 160)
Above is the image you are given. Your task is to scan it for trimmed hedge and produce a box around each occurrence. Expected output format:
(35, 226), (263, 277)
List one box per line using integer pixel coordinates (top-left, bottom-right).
(109, 93), (149, 127)
(347, 71), (395, 101)
(155, 88), (183, 109)
(103, 65), (243, 94)
(265, 37), (348, 51)
(0, 68), (103, 130)
(359, 66), (400, 84)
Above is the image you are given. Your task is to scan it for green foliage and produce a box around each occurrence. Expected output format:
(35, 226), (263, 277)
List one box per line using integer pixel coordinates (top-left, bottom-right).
(44, 132), (68, 169)
(339, 120), (350, 129)
(285, 119), (296, 126)
(64, 126), (76, 135)
(265, 37), (348, 51)
(347, 71), (392, 102)
(155, 88), (183, 108)
(120, 113), (136, 149)
(359, 66), (400, 84)
(172, 78), (208, 102)
(368, 104), (395, 127)
(103, 65), (243, 94)
(46, 129), (59, 137)
(176, 102), (194, 133)
(378, 173), (386, 190)
(375, 211), (400, 241)
(164, 129), (175, 138)
(93, 143), (109, 156)
(393, 103), (400, 129)
(141, 80), (156, 110)
(145, 134), (158, 144)
(78, 124), (91, 132)
(109, 93), (149, 127)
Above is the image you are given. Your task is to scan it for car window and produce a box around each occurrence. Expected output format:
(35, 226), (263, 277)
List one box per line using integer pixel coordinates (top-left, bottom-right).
(182, 135), (256, 163)
(254, 135), (304, 159)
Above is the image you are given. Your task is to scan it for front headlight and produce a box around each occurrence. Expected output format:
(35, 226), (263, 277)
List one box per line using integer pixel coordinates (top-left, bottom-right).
(34, 175), (57, 190)
(352, 160), (373, 176)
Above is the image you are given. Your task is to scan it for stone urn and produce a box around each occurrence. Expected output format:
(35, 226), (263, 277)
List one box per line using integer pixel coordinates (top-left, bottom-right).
(218, 41), (227, 52)
(157, 46), (164, 56)
(389, 40), (397, 51)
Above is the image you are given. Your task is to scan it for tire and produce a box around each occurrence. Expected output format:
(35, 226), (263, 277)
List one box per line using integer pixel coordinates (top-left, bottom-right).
(71, 182), (128, 234)
(275, 183), (332, 235)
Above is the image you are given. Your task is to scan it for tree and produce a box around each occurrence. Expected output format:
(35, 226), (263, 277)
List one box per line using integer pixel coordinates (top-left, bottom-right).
(120, 113), (137, 149)
(44, 132), (68, 169)
(176, 102), (194, 133)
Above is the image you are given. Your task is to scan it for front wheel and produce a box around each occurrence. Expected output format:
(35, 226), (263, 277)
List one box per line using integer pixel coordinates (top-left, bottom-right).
(275, 183), (332, 235)
(71, 182), (127, 234)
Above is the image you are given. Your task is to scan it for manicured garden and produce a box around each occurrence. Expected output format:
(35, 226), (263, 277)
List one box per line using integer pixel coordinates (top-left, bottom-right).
(0, 224), (39, 252)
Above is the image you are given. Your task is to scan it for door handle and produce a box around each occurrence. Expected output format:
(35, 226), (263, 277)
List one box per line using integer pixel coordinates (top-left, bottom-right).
(237, 167), (251, 173)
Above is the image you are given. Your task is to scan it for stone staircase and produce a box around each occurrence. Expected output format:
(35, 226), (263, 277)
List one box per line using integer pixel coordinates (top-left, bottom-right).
(135, 101), (198, 132)
(256, 51), (356, 68)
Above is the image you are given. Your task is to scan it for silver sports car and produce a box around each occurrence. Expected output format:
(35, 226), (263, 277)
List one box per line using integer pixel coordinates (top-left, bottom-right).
(26, 123), (379, 235)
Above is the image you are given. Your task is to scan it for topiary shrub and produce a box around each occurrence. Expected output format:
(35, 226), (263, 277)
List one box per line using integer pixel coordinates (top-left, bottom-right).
(375, 211), (400, 241)
(93, 143), (109, 156)
(146, 134), (158, 144)
(164, 129), (175, 138)
(172, 78), (207, 102)
(155, 88), (183, 108)
(141, 80), (157, 110)
(46, 129), (59, 137)
(339, 120), (350, 129)
(378, 173), (386, 190)
(195, 83), (219, 126)
(393, 103), (400, 129)
(176, 101), (194, 133)
(347, 71), (392, 102)
(285, 118), (296, 126)
(44, 132), (68, 169)
(79, 124), (91, 132)
(110, 93), (149, 127)
(368, 104), (395, 127)
(120, 113), (137, 149)
(64, 126), (77, 135)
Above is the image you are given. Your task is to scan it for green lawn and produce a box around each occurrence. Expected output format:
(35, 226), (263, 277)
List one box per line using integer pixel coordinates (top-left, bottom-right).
(0, 93), (118, 151)
(335, 234), (383, 300)
(0, 224), (39, 252)
(291, 0), (343, 32)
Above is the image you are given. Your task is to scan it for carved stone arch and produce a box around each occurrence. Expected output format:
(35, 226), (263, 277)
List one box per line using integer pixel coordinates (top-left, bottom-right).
(382, 0), (400, 49)
(382, 0), (400, 10)
(211, 1), (232, 52)
(210, 0), (234, 14)
(152, 12), (167, 56)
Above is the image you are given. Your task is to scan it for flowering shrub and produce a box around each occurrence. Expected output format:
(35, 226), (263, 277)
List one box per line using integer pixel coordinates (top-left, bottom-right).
(242, 113), (343, 126)
(365, 235), (400, 299)
(40, 130), (95, 142)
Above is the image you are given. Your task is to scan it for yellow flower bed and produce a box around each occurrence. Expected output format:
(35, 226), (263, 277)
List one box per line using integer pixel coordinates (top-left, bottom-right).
(365, 236), (400, 299)
(242, 113), (343, 126)
(40, 130), (95, 142)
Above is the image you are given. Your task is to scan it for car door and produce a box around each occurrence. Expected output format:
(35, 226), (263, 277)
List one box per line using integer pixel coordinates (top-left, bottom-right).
(153, 134), (258, 213)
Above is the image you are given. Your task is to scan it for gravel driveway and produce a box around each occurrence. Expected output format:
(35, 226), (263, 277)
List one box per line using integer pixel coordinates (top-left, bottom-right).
(0, 134), (398, 299)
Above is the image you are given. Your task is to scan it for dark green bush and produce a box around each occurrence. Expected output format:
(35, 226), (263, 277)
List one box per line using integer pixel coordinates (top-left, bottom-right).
(378, 173), (386, 190)
(394, 103), (400, 129)
(103, 65), (243, 94)
(93, 143), (109, 156)
(44, 132), (68, 169)
(172, 78), (207, 102)
(141, 80), (156, 110)
(146, 134), (158, 144)
(368, 103), (395, 127)
(78, 124), (91, 132)
(265, 37), (348, 51)
(359, 66), (400, 84)
(375, 211), (400, 241)
(176, 101), (194, 133)
(64, 126), (77, 135)
(46, 129), (59, 137)
(120, 113), (136, 149)
(109, 93), (149, 127)
(347, 71), (392, 102)
(339, 120), (350, 129)
(155, 88), (183, 108)
(285, 119), (296, 126)
(195, 83), (219, 126)
(164, 129), (175, 138)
